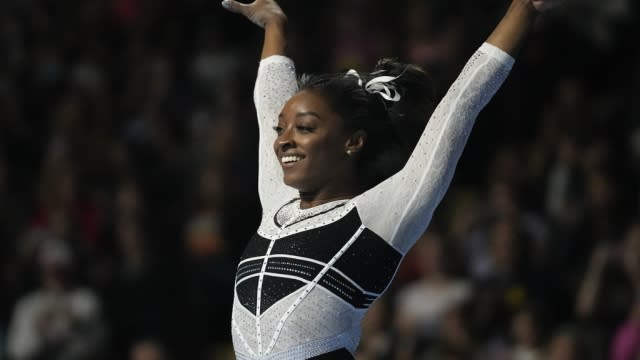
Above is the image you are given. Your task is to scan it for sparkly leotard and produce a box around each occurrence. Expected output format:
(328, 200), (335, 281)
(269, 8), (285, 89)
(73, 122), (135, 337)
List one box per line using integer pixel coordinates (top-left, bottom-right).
(232, 43), (515, 359)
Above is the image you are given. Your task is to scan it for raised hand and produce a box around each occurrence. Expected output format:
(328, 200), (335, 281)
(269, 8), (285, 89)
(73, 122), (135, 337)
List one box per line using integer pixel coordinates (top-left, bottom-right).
(221, 0), (286, 28)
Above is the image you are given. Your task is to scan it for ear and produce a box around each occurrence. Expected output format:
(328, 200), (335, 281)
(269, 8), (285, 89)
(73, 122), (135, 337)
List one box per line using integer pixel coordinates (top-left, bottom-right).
(344, 130), (366, 156)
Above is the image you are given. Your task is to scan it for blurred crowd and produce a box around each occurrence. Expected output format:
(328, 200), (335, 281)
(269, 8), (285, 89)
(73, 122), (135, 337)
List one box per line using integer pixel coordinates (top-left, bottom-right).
(0, 0), (639, 359)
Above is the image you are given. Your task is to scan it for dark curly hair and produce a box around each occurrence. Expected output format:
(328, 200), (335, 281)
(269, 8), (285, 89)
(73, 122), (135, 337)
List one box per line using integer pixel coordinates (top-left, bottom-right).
(298, 59), (436, 190)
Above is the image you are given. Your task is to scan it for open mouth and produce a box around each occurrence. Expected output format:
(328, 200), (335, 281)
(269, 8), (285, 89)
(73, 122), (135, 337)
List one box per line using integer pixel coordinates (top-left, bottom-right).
(281, 155), (303, 164)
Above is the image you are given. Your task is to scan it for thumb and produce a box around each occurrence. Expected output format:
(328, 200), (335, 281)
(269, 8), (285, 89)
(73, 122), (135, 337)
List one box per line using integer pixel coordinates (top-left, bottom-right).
(221, 0), (249, 15)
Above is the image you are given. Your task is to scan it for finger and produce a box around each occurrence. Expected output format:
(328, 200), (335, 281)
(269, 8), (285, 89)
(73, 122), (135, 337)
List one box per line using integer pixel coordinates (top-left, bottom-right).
(221, 0), (250, 15)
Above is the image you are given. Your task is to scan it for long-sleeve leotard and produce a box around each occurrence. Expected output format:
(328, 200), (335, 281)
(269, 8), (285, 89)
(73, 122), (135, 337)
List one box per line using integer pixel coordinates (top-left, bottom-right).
(234, 43), (515, 359)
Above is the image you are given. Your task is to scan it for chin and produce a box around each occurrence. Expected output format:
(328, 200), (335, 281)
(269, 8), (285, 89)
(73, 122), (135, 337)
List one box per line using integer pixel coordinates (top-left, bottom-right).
(283, 175), (314, 193)
(283, 175), (302, 190)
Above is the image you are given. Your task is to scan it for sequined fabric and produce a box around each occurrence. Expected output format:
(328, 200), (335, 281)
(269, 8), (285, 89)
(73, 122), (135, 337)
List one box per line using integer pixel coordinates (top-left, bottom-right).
(232, 43), (515, 359)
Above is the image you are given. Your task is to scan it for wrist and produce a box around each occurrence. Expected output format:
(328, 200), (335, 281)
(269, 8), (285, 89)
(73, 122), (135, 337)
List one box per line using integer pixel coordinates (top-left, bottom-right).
(264, 17), (287, 30)
(261, 17), (287, 59)
(510, 0), (538, 19)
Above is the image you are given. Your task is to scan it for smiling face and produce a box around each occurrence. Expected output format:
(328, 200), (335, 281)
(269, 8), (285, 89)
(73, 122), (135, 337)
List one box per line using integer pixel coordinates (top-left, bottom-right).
(274, 90), (362, 198)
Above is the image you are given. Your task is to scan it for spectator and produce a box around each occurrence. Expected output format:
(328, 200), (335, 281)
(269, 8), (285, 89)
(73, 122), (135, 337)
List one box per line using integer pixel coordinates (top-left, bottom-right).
(6, 237), (105, 359)
(610, 301), (640, 360)
(510, 307), (543, 360)
(546, 326), (580, 360)
(130, 339), (169, 360)
(394, 230), (471, 358)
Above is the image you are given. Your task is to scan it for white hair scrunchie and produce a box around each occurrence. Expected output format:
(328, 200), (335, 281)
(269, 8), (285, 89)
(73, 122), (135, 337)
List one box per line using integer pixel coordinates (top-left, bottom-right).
(346, 69), (402, 102)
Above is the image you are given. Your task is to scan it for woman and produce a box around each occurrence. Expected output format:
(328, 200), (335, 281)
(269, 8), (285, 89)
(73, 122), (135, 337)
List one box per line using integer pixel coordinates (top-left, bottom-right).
(223, 0), (560, 358)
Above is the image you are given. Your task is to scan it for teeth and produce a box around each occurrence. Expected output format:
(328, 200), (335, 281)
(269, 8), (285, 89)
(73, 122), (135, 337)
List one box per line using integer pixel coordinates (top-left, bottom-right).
(282, 155), (302, 164)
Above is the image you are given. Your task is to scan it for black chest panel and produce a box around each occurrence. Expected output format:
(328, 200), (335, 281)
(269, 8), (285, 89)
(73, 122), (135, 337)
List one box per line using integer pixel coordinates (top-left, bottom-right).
(235, 208), (402, 315)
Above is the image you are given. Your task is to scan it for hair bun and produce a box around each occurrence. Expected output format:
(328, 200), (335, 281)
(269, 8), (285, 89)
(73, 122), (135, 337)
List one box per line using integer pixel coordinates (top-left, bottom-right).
(370, 59), (436, 157)
(372, 58), (435, 104)
(373, 58), (413, 76)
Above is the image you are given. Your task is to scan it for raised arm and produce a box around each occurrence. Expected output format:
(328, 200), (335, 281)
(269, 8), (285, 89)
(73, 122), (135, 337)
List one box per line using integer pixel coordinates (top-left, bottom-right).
(487, 0), (562, 55)
(355, 0), (562, 253)
(221, 0), (287, 59)
(223, 0), (298, 209)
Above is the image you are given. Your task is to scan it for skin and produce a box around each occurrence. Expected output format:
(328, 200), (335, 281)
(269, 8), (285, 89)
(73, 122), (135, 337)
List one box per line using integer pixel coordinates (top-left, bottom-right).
(274, 90), (364, 208)
(222, 0), (562, 208)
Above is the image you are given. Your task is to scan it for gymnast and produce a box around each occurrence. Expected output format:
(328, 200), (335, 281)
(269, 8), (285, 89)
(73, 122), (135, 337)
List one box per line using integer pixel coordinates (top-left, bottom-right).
(222, 0), (560, 358)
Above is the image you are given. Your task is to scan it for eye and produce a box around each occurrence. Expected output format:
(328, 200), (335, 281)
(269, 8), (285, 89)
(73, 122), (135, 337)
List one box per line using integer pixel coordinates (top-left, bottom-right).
(296, 126), (314, 133)
(272, 125), (283, 135)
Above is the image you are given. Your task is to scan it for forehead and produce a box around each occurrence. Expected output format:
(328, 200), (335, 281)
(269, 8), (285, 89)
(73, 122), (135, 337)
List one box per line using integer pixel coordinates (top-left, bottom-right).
(281, 90), (335, 118)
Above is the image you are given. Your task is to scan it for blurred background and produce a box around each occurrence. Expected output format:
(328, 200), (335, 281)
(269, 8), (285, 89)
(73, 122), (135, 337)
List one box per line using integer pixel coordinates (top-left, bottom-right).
(0, 0), (639, 359)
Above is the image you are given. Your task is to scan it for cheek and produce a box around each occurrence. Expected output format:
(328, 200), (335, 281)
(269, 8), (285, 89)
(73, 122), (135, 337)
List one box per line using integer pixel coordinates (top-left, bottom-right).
(318, 129), (348, 155)
(310, 137), (345, 164)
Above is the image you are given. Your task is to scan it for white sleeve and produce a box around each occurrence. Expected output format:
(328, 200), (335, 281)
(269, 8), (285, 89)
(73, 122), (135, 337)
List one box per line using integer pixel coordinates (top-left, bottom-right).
(354, 43), (515, 253)
(254, 55), (299, 211)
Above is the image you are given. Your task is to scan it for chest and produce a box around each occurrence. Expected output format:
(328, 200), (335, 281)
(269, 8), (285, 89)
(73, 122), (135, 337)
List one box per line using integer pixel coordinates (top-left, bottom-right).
(235, 207), (402, 315)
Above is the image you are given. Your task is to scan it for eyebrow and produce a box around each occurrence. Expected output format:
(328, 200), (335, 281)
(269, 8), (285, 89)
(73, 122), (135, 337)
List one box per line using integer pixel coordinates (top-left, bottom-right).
(296, 111), (321, 119)
(278, 111), (321, 119)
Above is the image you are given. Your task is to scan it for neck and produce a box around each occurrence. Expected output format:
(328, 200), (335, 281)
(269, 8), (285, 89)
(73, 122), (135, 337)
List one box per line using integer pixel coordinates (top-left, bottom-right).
(298, 191), (355, 209)
(296, 166), (362, 209)
(429, 272), (449, 284)
(298, 176), (361, 209)
(43, 274), (66, 292)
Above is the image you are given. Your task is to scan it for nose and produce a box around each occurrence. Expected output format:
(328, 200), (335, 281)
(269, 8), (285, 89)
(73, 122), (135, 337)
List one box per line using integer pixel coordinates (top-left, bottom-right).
(276, 126), (295, 152)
